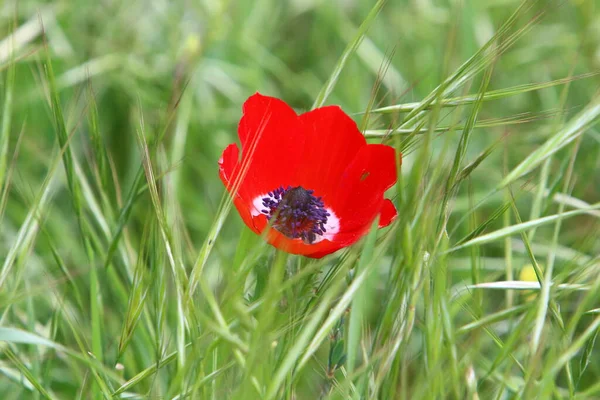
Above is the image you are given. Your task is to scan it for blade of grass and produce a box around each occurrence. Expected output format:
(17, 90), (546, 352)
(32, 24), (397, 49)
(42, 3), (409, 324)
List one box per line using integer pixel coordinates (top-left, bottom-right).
(264, 257), (354, 400)
(446, 205), (600, 253)
(312, 0), (387, 108)
(3, 347), (56, 400)
(0, 156), (59, 288)
(346, 218), (379, 375)
(0, 24), (15, 194)
(365, 108), (566, 137)
(134, 109), (188, 369)
(43, 42), (106, 399)
(367, 72), (599, 114)
(499, 95), (600, 189)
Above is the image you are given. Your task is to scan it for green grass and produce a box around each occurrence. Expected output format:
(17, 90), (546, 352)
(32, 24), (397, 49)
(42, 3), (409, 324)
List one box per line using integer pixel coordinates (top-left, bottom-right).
(1, 0), (600, 398)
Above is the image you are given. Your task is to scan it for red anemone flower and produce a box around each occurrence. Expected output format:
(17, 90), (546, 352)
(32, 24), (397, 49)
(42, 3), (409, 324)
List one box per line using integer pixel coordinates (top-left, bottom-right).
(219, 93), (400, 258)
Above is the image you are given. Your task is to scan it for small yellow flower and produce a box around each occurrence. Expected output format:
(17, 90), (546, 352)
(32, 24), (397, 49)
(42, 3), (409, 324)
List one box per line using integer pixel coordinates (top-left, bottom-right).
(519, 263), (542, 301)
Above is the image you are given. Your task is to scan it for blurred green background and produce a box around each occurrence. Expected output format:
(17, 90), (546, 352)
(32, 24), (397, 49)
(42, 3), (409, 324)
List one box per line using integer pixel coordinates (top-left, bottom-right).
(1, 0), (600, 398)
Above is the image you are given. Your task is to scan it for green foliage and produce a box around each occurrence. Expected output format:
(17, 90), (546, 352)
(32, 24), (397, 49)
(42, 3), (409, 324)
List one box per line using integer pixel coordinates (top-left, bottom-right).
(1, 0), (599, 399)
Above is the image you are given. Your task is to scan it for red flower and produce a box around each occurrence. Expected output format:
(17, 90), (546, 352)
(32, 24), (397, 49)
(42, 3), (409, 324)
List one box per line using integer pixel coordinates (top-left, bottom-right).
(219, 93), (400, 258)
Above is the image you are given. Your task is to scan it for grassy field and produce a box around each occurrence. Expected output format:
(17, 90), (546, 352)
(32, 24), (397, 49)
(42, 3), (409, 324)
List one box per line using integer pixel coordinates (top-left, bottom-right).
(1, 0), (600, 398)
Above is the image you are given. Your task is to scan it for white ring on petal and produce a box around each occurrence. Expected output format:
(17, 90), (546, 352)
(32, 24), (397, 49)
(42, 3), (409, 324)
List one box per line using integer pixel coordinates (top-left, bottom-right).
(251, 194), (267, 216)
(312, 208), (339, 243)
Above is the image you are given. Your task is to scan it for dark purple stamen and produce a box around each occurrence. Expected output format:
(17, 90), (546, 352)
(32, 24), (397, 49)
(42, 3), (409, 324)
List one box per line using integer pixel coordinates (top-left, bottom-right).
(261, 186), (330, 244)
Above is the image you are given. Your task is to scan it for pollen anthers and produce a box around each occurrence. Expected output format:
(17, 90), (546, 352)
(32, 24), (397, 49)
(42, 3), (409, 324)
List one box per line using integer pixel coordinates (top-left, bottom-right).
(261, 186), (330, 244)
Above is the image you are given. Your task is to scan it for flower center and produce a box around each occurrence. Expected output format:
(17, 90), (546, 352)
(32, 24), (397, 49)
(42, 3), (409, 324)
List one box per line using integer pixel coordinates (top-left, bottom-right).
(261, 186), (330, 244)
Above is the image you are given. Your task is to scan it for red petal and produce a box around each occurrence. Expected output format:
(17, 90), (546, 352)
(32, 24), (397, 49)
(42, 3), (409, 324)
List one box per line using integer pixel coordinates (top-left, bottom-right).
(238, 93), (298, 149)
(233, 197), (262, 234)
(219, 143), (263, 234)
(218, 143), (239, 188)
(330, 144), (398, 235)
(293, 106), (366, 202)
(235, 93), (304, 199)
(379, 199), (398, 228)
